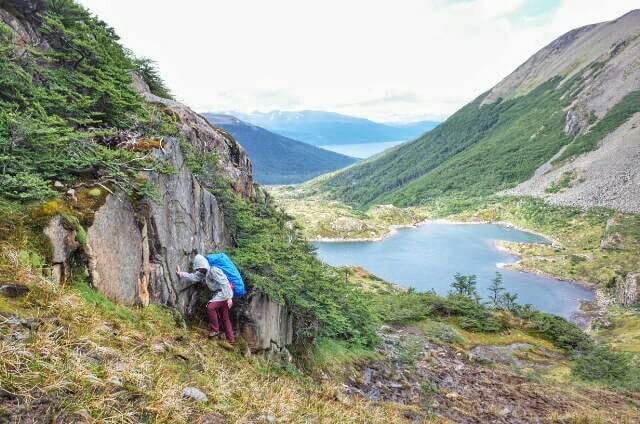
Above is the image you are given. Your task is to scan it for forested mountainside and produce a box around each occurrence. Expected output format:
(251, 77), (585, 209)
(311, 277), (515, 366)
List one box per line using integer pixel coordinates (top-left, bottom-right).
(321, 10), (640, 212)
(204, 113), (356, 185)
(229, 110), (439, 146)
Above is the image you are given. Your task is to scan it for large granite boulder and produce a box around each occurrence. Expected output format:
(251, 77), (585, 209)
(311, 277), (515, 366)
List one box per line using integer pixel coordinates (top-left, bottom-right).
(84, 193), (148, 306)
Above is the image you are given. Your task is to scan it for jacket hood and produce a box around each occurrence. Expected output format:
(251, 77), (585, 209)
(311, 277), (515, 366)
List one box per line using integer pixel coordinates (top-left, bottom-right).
(193, 254), (210, 272)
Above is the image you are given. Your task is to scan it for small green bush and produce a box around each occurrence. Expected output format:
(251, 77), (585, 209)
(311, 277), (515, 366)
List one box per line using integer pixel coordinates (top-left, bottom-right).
(573, 344), (640, 390)
(519, 309), (592, 351)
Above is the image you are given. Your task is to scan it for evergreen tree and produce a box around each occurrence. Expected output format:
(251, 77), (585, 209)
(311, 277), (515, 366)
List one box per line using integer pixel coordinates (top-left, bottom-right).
(451, 273), (479, 301)
(487, 272), (505, 308)
(500, 292), (519, 313)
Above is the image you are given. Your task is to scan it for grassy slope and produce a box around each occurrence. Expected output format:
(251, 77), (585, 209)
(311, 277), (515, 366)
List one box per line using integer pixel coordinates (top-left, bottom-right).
(321, 77), (573, 207)
(269, 185), (429, 240)
(321, 61), (640, 210)
(447, 197), (640, 287)
(3, 253), (639, 423)
(0, 255), (410, 423)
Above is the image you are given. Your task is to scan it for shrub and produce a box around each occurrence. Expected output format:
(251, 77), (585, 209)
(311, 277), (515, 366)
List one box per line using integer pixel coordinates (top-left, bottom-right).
(573, 344), (640, 390)
(134, 58), (173, 99)
(0, 2), (174, 202)
(519, 309), (592, 351)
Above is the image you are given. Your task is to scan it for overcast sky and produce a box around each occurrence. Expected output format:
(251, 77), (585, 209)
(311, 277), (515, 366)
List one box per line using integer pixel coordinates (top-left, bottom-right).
(77, 0), (637, 122)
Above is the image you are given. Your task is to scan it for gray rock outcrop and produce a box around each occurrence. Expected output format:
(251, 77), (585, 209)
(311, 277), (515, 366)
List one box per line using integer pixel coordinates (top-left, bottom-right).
(84, 192), (148, 306)
(132, 74), (254, 198)
(0, 0), (47, 55)
(483, 10), (640, 124)
(43, 215), (79, 283)
(182, 387), (208, 402)
(44, 139), (293, 352)
(505, 112), (640, 213)
(236, 291), (294, 352)
(616, 273), (639, 306)
(490, 11), (640, 213)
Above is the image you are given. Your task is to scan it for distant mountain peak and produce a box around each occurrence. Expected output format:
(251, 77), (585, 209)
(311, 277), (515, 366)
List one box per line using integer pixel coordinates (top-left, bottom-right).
(216, 110), (439, 146)
(203, 113), (356, 185)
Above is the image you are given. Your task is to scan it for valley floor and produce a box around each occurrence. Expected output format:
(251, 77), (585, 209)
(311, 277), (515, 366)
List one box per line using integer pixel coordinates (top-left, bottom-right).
(269, 186), (640, 291)
(2, 190), (639, 423)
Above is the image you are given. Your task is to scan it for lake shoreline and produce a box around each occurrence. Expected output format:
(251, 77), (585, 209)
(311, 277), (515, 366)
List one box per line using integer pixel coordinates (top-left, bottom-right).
(314, 217), (599, 321)
(312, 217), (560, 246)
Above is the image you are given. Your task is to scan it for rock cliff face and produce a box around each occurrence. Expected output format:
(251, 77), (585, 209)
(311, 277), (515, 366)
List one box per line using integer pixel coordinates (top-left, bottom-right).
(77, 136), (227, 312)
(132, 75), (255, 197)
(0, 0), (45, 54)
(1, 0), (291, 354)
(46, 137), (291, 352)
(616, 273), (639, 306)
(492, 10), (640, 212)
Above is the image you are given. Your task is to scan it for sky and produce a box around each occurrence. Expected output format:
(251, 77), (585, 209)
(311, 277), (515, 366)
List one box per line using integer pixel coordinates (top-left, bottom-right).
(77, 0), (638, 122)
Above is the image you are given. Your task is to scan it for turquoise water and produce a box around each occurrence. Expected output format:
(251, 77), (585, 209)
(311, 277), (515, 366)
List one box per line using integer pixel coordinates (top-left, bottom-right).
(319, 140), (406, 158)
(314, 222), (594, 319)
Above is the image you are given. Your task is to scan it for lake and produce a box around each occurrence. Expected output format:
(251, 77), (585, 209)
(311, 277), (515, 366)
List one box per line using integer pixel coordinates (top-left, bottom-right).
(320, 140), (406, 159)
(314, 222), (594, 319)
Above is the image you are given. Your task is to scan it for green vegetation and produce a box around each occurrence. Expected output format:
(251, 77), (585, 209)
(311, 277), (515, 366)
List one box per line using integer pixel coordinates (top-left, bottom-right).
(343, 267), (591, 351)
(322, 77), (576, 207)
(320, 69), (638, 209)
(179, 136), (380, 346)
(448, 196), (640, 287)
(554, 89), (640, 163)
(206, 115), (356, 185)
(268, 185), (429, 240)
(343, 266), (638, 389)
(228, 195), (381, 345)
(307, 337), (380, 372)
(134, 57), (173, 99)
(545, 171), (577, 193)
(0, 0), (174, 201)
(573, 344), (640, 390)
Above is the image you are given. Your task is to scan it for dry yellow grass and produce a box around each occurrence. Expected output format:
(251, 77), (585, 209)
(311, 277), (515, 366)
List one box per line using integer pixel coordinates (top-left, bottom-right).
(0, 245), (424, 423)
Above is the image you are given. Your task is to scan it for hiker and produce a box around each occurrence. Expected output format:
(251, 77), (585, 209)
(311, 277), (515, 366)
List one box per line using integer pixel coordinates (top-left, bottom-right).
(176, 254), (235, 343)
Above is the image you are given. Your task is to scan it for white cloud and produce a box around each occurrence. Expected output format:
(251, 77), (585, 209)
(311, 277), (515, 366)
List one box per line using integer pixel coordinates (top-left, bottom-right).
(77, 0), (638, 121)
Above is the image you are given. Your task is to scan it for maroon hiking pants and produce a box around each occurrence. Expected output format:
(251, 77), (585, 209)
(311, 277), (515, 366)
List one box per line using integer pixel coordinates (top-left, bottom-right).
(207, 300), (235, 343)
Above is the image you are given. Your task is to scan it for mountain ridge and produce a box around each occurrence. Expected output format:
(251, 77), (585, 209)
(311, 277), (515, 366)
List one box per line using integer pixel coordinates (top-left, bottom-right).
(204, 113), (356, 185)
(319, 10), (640, 212)
(221, 110), (440, 146)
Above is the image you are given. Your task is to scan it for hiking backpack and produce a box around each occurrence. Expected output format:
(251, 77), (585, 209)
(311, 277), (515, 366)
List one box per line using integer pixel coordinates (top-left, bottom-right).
(206, 253), (246, 297)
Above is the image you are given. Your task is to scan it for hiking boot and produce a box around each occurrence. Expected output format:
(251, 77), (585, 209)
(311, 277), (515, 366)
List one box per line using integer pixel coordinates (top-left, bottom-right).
(218, 340), (235, 351)
(208, 331), (220, 338)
